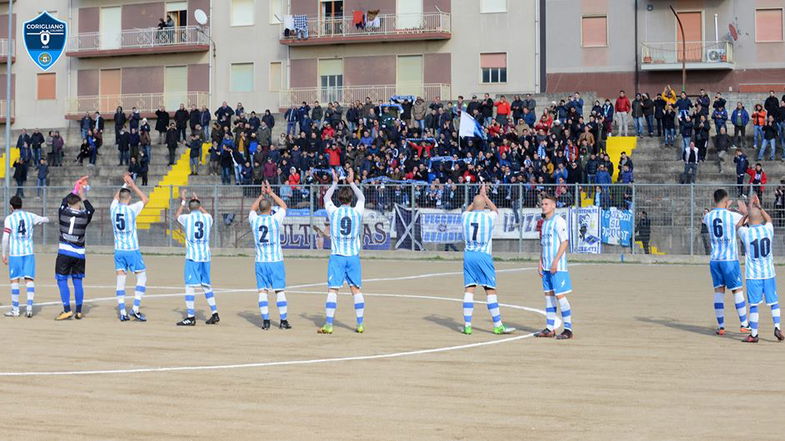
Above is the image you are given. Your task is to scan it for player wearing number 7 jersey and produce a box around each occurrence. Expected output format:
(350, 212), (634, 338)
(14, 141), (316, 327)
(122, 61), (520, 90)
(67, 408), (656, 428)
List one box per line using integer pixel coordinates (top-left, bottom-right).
(702, 189), (750, 336)
(317, 168), (366, 334)
(2, 196), (49, 318)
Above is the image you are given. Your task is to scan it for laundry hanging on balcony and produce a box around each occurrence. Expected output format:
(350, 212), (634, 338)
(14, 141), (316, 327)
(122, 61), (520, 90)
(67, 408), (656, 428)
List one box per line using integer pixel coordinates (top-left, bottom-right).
(353, 10), (365, 29)
(293, 15), (309, 39)
(366, 10), (381, 29)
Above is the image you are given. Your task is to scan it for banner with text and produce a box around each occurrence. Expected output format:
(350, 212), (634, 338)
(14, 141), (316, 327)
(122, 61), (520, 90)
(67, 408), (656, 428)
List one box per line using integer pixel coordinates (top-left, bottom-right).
(601, 208), (634, 247)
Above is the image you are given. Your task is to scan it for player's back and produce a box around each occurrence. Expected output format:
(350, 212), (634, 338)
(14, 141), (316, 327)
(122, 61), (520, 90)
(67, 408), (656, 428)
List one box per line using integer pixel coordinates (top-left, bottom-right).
(6, 211), (36, 256)
(704, 208), (743, 261)
(541, 215), (568, 271)
(740, 223), (776, 280)
(329, 205), (362, 256)
(462, 210), (496, 255)
(250, 210), (284, 262)
(110, 200), (143, 251)
(181, 211), (213, 262)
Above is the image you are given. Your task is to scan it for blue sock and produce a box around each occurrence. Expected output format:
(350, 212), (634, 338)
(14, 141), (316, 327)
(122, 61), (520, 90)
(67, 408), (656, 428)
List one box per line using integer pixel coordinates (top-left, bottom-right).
(73, 277), (84, 313)
(57, 276), (71, 312)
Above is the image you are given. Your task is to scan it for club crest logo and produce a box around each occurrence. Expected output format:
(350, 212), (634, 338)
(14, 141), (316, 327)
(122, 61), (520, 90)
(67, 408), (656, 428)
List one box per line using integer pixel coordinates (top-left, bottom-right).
(23, 11), (68, 71)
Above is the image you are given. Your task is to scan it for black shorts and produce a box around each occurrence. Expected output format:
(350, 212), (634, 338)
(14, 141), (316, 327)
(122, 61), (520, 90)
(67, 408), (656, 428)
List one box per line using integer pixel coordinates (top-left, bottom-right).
(55, 253), (86, 278)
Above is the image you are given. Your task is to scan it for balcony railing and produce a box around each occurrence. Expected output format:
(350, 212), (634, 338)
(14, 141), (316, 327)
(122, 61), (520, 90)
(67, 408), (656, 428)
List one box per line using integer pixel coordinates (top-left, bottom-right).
(280, 12), (450, 44)
(641, 40), (734, 70)
(67, 25), (209, 56)
(68, 92), (209, 116)
(279, 83), (450, 109)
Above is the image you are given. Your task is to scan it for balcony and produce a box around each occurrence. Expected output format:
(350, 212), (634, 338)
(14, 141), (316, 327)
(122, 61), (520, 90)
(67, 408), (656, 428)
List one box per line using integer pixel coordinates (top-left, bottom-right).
(0, 39), (14, 63)
(66, 92), (208, 118)
(66, 26), (209, 58)
(278, 83), (450, 109)
(640, 40), (734, 71)
(280, 12), (451, 46)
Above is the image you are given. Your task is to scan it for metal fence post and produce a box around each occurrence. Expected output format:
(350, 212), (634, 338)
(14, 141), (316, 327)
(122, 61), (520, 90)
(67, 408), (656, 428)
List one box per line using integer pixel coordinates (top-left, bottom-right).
(689, 183), (695, 256)
(631, 183), (636, 255)
(574, 183), (580, 208)
(168, 185), (173, 248)
(410, 182), (415, 251)
(212, 184), (219, 248)
(518, 182), (524, 254)
(308, 183), (314, 250)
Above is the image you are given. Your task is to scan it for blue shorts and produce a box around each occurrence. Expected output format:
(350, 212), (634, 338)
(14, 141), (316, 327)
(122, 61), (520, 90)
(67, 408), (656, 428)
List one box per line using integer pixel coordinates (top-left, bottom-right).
(710, 260), (743, 290)
(328, 255), (362, 289)
(184, 260), (211, 286)
(747, 278), (778, 305)
(8, 255), (35, 280)
(463, 251), (496, 288)
(114, 250), (146, 273)
(542, 271), (573, 295)
(255, 261), (286, 291)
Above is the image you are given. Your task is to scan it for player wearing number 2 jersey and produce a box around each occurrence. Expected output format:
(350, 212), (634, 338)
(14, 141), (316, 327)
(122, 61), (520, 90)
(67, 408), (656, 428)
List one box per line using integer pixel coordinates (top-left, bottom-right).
(702, 189), (750, 336)
(317, 169), (366, 334)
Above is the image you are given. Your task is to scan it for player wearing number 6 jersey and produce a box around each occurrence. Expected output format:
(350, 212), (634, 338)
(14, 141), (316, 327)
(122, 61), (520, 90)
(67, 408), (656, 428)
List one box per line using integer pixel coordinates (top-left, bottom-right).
(702, 189), (750, 336)
(175, 190), (219, 326)
(736, 195), (784, 343)
(2, 196), (49, 318)
(318, 168), (365, 334)
(110, 174), (149, 322)
(249, 181), (291, 330)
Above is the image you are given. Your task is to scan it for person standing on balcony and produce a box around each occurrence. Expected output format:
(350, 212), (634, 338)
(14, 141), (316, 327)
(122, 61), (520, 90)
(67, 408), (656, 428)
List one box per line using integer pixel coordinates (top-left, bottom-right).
(613, 90), (631, 137)
(731, 102), (749, 148)
(752, 104), (767, 151)
(155, 106), (169, 144)
(174, 104), (189, 142)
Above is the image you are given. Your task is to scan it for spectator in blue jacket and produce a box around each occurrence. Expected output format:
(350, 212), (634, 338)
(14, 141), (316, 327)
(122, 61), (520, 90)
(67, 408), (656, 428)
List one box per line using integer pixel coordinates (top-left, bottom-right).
(731, 102), (750, 148)
(712, 105), (728, 135)
(675, 91), (692, 120)
(284, 105), (299, 136)
(734, 148), (749, 196)
(199, 105), (211, 139)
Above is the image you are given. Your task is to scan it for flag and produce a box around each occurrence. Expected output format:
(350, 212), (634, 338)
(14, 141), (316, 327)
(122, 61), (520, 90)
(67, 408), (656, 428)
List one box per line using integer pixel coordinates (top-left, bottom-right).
(459, 112), (486, 139)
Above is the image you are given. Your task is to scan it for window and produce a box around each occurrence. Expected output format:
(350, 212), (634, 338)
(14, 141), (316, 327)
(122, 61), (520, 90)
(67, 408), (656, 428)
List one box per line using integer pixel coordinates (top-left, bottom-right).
(755, 8), (784, 42)
(166, 2), (188, 26)
(480, 53), (507, 84)
(37, 73), (56, 100)
(231, 63), (254, 92)
(270, 0), (283, 24)
(269, 62), (282, 92)
(581, 16), (607, 47)
(318, 59), (343, 103)
(480, 0), (506, 13)
(231, 0), (255, 26)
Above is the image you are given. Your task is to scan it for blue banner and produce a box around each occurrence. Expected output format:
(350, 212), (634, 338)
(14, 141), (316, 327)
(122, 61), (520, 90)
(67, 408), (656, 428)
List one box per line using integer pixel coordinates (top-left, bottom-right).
(571, 207), (601, 254)
(601, 208), (634, 247)
(23, 11), (68, 71)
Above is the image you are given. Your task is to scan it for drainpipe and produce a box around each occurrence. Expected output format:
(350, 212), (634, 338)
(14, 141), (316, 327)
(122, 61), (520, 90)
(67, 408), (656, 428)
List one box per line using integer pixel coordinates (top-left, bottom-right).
(634, 0), (639, 94)
(539, 0), (546, 93)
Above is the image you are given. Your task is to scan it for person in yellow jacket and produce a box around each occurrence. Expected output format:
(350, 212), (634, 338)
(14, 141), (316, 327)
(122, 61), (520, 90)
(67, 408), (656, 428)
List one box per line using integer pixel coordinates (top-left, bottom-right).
(662, 85), (678, 106)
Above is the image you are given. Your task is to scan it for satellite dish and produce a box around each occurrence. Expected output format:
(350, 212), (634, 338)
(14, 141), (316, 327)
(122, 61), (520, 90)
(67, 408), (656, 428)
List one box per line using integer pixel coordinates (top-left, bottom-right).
(194, 9), (208, 26)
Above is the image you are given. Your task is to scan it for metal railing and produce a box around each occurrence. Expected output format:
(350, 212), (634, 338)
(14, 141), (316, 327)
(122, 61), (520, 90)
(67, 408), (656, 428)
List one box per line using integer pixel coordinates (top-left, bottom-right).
(641, 40), (734, 65)
(0, 39), (14, 58)
(279, 83), (451, 108)
(68, 25), (210, 52)
(68, 92), (209, 115)
(280, 12), (450, 40)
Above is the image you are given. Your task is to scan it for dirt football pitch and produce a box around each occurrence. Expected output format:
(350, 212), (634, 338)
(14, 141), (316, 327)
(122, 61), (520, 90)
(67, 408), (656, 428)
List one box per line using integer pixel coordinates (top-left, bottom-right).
(0, 254), (782, 441)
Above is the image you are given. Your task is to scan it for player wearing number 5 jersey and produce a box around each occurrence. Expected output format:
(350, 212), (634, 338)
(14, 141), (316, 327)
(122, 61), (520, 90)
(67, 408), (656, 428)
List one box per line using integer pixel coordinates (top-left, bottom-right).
(2, 196), (49, 318)
(318, 169), (366, 334)
(703, 189), (750, 336)
(248, 181), (291, 330)
(736, 195), (784, 343)
(110, 174), (149, 322)
(175, 191), (219, 326)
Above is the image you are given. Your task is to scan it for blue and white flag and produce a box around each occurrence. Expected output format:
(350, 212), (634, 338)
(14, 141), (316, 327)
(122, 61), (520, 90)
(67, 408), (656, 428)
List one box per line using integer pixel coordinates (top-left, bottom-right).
(601, 208), (634, 247)
(459, 112), (486, 139)
(23, 11), (68, 71)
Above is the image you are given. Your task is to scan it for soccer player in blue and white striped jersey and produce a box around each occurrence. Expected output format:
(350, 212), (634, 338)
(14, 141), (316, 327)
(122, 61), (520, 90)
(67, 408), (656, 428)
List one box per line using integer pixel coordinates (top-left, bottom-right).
(249, 181), (291, 330)
(110, 174), (149, 322)
(2, 196), (49, 318)
(175, 190), (219, 326)
(534, 193), (574, 340)
(460, 184), (514, 335)
(317, 168), (366, 334)
(703, 189), (750, 336)
(735, 194), (784, 343)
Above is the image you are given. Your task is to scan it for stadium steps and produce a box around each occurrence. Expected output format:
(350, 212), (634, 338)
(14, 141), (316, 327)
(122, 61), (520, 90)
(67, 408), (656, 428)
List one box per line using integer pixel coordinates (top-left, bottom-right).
(0, 148), (20, 179)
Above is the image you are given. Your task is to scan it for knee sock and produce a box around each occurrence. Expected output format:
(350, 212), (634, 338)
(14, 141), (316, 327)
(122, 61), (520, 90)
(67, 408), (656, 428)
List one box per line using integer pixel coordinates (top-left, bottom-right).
(258, 290), (269, 320)
(714, 292), (725, 328)
(202, 285), (217, 313)
(463, 292), (474, 327)
(73, 277), (84, 313)
(25, 281), (34, 312)
(185, 286), (195, 317)
(325, 291), (337, 325)
(486, 294), (502, 328)
(9, 282), (19, 312)
(353, 292), (365, 326)
(276, 291), (288, 321)
(133, 271), (147, 314)
(771, 302), (781, 330)
(57, 276), (71, 312)
(558, 296), (573, 331)
(733, 291), (748, 327)
(545, 296), (557, 331)
(116, 273), (127, 315)
(750, 304), (760, 337)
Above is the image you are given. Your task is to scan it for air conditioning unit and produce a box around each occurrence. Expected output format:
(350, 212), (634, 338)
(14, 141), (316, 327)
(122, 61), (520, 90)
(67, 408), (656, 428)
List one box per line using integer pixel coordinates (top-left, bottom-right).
(706, 48), (726, 63)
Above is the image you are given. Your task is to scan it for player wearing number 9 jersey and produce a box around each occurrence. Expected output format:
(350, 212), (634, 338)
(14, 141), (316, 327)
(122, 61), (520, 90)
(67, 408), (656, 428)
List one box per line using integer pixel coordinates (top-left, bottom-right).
(702, 189), (750, 336)
(317, 169), (366, 334)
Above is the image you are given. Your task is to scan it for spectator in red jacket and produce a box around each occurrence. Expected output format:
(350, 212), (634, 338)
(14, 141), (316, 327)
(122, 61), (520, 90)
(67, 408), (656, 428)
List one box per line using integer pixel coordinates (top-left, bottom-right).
(747, 163), (767, 198)
(614, 90), (631, 136)
(494, 95), (511, 126)
(325, 143), (342, 170)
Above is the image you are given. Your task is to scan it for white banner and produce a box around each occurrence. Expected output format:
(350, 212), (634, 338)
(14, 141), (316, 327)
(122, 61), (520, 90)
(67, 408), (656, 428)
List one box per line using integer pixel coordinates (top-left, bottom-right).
(419, 207), (570, 242)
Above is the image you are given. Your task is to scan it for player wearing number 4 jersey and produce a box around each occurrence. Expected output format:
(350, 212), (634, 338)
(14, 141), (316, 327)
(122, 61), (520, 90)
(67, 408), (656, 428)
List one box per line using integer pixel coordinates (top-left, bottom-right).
(175, 191), (219, 326)
(249, 181), (291, 330)
(460, 184), (514, 336)
(702, 189), (750, 336)
(110, 174), (149, 322)
(736, 195), (784, 343)
(318, 169), (366, 334)
(2, 196), (49, 318)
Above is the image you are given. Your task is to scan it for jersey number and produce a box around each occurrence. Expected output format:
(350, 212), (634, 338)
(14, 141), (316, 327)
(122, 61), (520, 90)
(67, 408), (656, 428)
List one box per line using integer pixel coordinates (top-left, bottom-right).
(750, 237), (771, 259)
(194, 221), (205, 240)
(470, 222), (479, 241)
(115, 213), (126, 231)
(17, 220), (26, 235)
(258, 225), (269, 244)
(712, 218), (723, 238)
(339, 217), (352, 236)
(68, 217), (76, 235)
